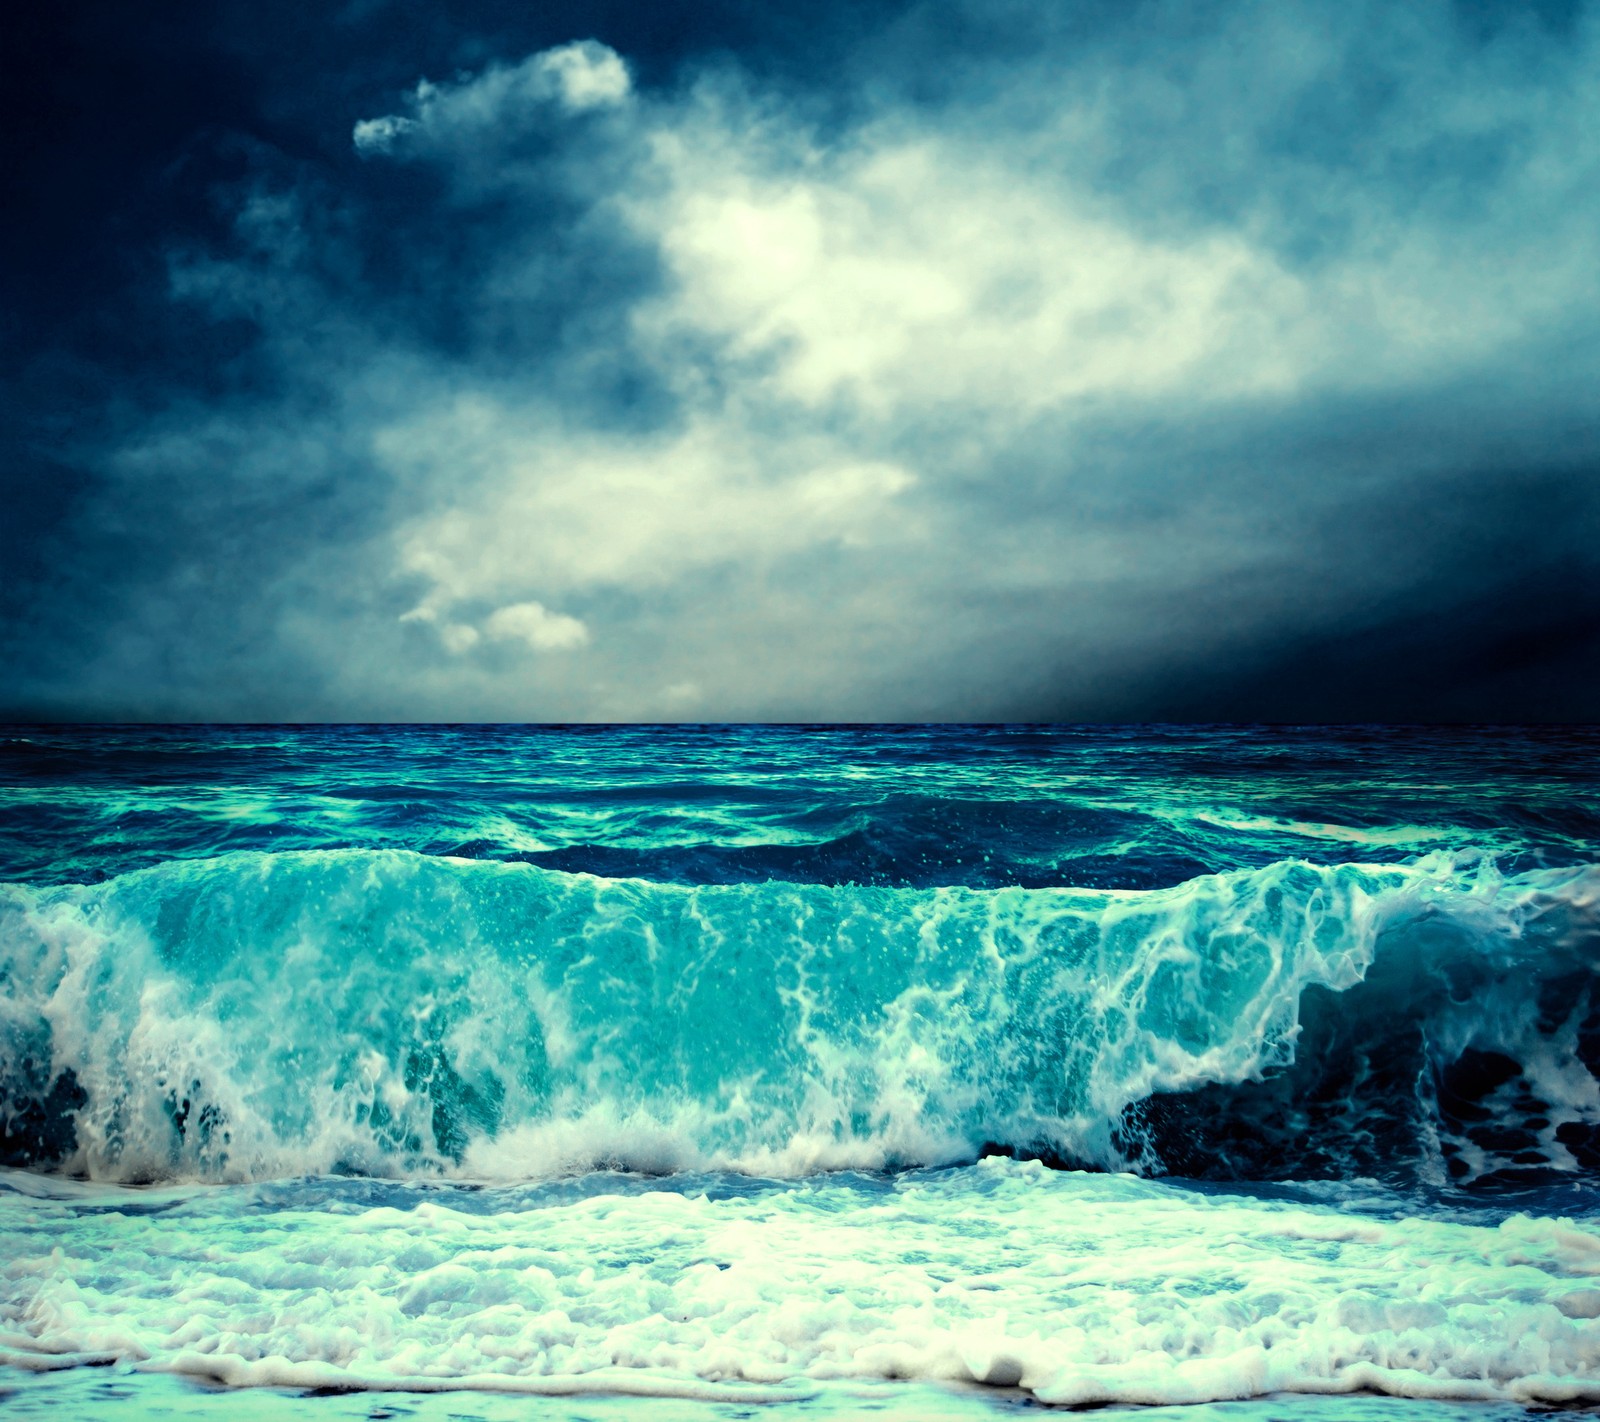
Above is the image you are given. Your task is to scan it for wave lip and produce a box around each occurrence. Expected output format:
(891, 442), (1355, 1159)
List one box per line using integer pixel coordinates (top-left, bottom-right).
(1, 848), (1597, 1187)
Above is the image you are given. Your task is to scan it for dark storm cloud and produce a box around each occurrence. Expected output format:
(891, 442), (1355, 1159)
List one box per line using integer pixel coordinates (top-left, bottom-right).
(978, 394), (1600, 722)
(3, 0), (1599, 720)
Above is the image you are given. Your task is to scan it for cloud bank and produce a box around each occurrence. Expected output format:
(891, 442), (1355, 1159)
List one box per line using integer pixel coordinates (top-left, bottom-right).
(6, 0), (1600, 719)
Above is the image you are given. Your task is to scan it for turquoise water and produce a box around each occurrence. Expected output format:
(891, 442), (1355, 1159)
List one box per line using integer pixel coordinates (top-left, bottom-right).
(2, 726), (1598, 1415)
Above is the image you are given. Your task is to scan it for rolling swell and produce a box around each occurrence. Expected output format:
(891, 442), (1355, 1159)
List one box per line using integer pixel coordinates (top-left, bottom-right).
(1, 849), (1596, 1187)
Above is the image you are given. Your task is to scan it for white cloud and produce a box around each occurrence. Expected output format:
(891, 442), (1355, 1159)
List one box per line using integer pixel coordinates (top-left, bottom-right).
(439, 622), (482, 655)
(398, 601), (482, 655)
(399, 589), (588, 656)
(380, 398), (922, 616)
(532, 40), (632, 110)
(71, 9), (1599, 719)
(353, 114), (418, 156)
(352, 40), (632, 159)
(628, 132), (1307, 418)
(484, 601), (591, 651)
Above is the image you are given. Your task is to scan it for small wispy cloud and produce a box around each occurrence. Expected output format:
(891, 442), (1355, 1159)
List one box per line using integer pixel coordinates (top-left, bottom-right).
(484, 601), (590, 652)
(354, 39), (632, 158)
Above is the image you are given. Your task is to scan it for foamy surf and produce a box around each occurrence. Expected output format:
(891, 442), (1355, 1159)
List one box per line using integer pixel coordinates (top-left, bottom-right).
(3, 1161), (1598, 1409)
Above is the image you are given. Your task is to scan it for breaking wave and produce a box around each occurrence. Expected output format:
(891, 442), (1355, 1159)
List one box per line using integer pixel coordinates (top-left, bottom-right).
(2, 850), (1597, 1186)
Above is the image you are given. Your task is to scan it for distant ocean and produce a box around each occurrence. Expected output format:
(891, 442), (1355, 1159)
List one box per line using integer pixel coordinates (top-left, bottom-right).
(2, 725), (1598, 1420)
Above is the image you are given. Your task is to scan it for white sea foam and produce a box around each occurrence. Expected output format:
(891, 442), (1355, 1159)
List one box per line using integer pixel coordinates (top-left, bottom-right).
(2, 1160), (1598, 1407)
(1184, 810), (1464, 849)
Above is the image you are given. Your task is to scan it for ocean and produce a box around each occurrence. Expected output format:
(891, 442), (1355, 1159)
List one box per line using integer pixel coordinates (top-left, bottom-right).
(1, 724), (1597, 1419)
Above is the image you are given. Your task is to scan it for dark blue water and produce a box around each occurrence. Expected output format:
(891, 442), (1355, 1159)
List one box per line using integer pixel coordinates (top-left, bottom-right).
(3, 724), (1596, 889)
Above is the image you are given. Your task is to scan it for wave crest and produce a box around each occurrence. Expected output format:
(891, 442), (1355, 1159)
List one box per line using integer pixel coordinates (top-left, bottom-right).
(2, 850), (1595, 1184)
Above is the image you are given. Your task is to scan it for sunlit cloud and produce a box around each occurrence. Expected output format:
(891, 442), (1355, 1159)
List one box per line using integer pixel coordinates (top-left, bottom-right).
(7, 3), (1600, 719)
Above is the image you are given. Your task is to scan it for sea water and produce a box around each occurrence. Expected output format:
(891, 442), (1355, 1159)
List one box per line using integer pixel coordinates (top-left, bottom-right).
(1, 725), (1597, 1418)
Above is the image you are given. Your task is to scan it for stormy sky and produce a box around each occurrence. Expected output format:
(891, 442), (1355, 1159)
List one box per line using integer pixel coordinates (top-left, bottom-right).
(5, 0), (1599, 721)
